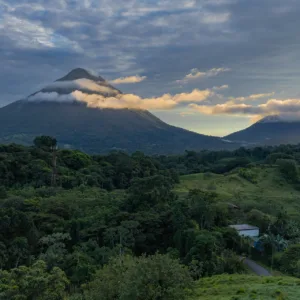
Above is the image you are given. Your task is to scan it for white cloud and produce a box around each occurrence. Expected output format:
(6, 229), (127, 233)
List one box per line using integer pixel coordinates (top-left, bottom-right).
(27, 88), (213, 110)
(176, 67), (231, 84)
(184, 0), (196, 8)
(248, 92), (275, 100)
(189, 98), (300, 121)
(201, 12), (231, 24)
(229, 92), (275, 102)
(212, 85), (229, 90)
(0, 14), (81, 51)
(172, 89), (213, 102)
(189, 102), (259, 116)
(28, 92), (75, 102)
(110, 75), (147, 84)
(44, 79), (119, 95)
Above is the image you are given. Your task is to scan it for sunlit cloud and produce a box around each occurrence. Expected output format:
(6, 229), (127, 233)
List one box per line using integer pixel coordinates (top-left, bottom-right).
(189, 102), (259, 116)
(190, 98), (300, 121)
(27, 88), (213, 110)
(110, 75), (147, 84)
(229, 92), (275, 102)
(179, 111), (195, 117)
(212, 85), (229, 90)
(176, 67), (231, 84)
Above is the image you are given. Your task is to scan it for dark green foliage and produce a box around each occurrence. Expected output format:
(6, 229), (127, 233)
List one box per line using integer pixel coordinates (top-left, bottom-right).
(34, 135), (57, 150)
(247, 209), (272, 233)
(2, 139), (300, 298)
(84, 254), (193, 300)
(277, 159), (299, 183)
(0, 260), (69, 300)
(238, 168), (258, 183)
(156, 144), (300, 176)
(0, 186), (7, 199)
(266, 152), (295, 164)
(275, 244), (300, 277)
(187, 189), (217, 230)
(0, 141), (177, 190)
(126, 175), (176, 212)
(59, 150), (91, 170)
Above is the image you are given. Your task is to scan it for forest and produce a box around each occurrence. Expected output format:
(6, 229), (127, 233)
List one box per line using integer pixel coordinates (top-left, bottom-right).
(1, 137), (300, 299)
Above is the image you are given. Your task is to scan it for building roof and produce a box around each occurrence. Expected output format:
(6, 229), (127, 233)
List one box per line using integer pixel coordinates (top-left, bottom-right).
(229, 224), (259, 231)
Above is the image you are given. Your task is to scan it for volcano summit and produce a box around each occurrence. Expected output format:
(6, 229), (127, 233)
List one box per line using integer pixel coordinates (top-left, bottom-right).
(0, 68), (234, 154)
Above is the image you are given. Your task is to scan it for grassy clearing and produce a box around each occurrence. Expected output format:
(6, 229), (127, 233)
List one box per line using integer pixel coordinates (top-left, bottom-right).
(191, 274), (300, 299)
(175, 166), (300, 217)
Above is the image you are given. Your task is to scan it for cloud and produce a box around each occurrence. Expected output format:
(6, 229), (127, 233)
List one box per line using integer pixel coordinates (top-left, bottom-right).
(176, 68), (231, 84)
(0, 14), (81, 51)
(190, 102), (260, 116)
(212, 85), (229, 90)
(248, 93), (275, 100)
(179, 111), (195, 117)
(259, 99), (300, 114)
(28, 92), (74, 102)
(44, 79), (119, 95)
(184, 1), (196, 8)
(2, 0), (300, 127)
(110, 75), (147, 84)
(201, 12), (231, 24)
(27, 88), (213, 110)
(229, 92), (275, 102)
(190, 98), (300, 120)
(171, 89), (213, 102)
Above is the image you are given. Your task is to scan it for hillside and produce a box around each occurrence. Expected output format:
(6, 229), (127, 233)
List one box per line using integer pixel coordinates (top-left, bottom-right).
(175, 166), (300, 217)
(0, 68), (237, 154)
(192, 274), (300, 299)
(225, 115), (300, 146)
(0, 101), (235, 154)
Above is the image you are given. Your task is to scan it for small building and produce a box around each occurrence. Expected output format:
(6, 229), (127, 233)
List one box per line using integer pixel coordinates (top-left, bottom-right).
(229, 224), (259, 238)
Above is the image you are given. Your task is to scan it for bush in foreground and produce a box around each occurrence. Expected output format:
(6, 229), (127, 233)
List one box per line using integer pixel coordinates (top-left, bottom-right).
(83, 253), (193, 300)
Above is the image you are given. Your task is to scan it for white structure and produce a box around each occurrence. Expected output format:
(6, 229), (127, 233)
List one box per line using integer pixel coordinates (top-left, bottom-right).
(229, 224), (259, 238)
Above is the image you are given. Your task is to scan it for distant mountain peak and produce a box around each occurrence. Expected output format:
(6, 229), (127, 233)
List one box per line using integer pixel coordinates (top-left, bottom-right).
(56, 68), (105, 82)
(258, 115), (282, 123)
(28, 68), (121, 99)
(258, 114), (300, 124)
(225, 113), (300, 146)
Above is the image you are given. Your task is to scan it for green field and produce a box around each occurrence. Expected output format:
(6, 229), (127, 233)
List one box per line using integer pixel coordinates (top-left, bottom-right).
(175, 166), (300, 217)
(191, 274), (300, 299)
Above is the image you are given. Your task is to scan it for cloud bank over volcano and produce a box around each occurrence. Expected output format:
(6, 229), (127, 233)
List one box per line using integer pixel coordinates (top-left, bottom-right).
(28, 88), (213, 110)
(25, 68), (300, 121)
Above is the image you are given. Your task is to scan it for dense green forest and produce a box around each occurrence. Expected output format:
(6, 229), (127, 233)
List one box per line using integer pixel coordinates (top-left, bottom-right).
(1, 137), (300, 299)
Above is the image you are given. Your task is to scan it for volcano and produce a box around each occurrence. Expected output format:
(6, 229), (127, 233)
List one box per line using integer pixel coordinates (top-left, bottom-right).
(0, 68), (236, 154)
(225, 115), (300, 146)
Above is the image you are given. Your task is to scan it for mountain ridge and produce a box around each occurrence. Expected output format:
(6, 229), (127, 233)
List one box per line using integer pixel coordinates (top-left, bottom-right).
(225, 115), (300, 146)
(5, 67), (300, 152)
(0, 68), (236, 154)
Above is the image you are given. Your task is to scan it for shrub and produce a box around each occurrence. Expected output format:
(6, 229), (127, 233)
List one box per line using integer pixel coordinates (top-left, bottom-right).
(238, 168), (258, 184)
(277, 244), (300, 277)
(84, 254), (194, 300)
(276, 159), (298, 183)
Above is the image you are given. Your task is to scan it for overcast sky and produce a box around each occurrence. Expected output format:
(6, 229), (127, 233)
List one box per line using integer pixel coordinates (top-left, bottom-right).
(1, 0), (300, 136)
